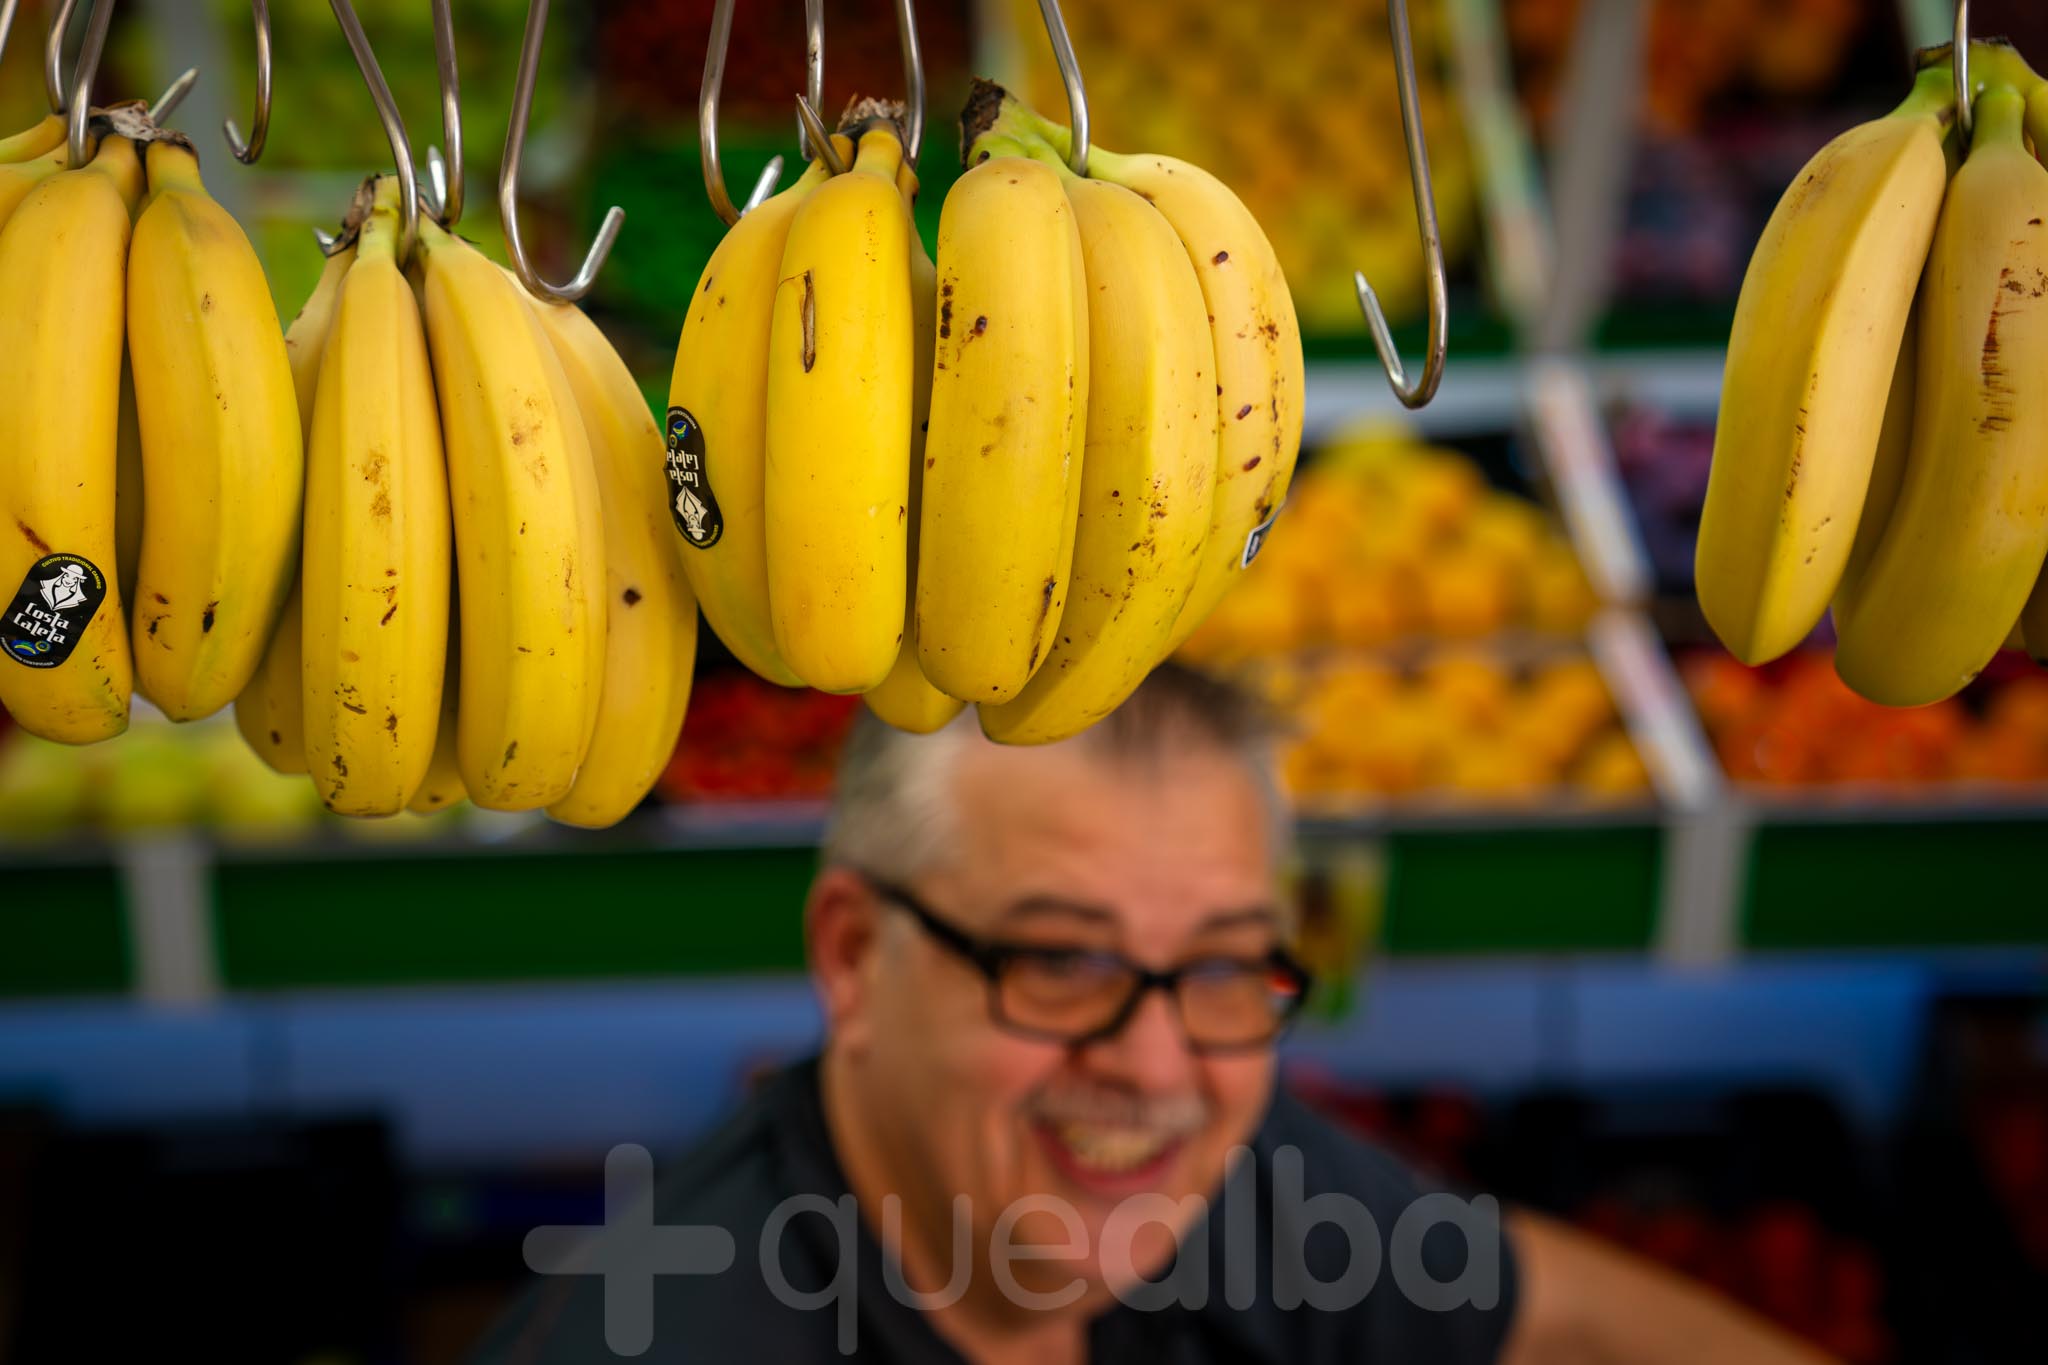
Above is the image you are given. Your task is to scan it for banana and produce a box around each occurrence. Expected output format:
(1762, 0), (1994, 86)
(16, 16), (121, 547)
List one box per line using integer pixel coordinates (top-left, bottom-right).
(1834, 87), (2048, 706)
(1695, 64), (1952, 666)
(980, 157), (1218, 745)
(526, 288), (699, 829)
(995, 90), (1303, 658)
(1828, 309), (1915, 630)
(863, 162), (966, 733)
(669, 141), (847, 688)
(0, 136), (141, 744)
(416, 216), (606, 811)
(301, 177), (451, 815)
(128, 137), (303, 720)
(764, 118), (914, 694)
(0, 134), (90, 232)
(235, 241), (357, 776)
(407, 602), (465, 814)
(917, 136), (1088, 702)
(0, 113), (66, 162)
(114, 354), (142, 609)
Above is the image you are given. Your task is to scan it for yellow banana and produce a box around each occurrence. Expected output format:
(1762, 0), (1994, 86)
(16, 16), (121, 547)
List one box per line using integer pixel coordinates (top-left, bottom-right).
(669, 141), (847, 687)
(407, 593), (466, 814)
(301, 177), (452, 815)
(998, 92), (1303, 659)
(917, 139), (1088, 702)
(0, 134), (90, 232)
(0, 136), (141, 744)
(764, 119), (913, 694)
(0, 113), (66, 162)
(980, 160), (1218, 745)
(1829, 309), (1915, 630)
(128, 138), (303, 720)
(864, 162), (966, 733)
(1696, 64), (1952, 666)
(526, 288), (699, 829)
(1834, 87), (2048, 706)
(417, 216), (606, 810)
(235, 241), (356, 776)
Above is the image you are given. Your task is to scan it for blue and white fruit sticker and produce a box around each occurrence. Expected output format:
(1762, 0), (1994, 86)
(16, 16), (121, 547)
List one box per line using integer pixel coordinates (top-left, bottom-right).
(3, 553), (108, 669)
(664, 406), (725, 551)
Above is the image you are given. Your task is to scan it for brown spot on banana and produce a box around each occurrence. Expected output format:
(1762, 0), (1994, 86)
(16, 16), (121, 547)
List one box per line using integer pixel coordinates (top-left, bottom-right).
(800, 270), (818, 373)
(14, 520), (50, 554)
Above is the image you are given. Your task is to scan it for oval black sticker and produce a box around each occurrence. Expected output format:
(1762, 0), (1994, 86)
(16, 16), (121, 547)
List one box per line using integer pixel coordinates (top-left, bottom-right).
(664, 406), (725, 550)
(3, 552), (108, 669)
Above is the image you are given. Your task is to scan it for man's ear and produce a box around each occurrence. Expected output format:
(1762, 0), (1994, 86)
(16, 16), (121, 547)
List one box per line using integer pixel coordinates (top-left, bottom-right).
(805, 865), (885, 1051)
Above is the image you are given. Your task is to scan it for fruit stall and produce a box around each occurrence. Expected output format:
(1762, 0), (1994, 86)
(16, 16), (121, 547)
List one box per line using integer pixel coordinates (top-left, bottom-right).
(1, 0), (2046, 1361)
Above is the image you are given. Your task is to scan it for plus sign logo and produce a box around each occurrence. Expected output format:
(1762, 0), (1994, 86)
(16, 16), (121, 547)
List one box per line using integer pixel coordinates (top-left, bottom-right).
(522, 1144), (736, 1354)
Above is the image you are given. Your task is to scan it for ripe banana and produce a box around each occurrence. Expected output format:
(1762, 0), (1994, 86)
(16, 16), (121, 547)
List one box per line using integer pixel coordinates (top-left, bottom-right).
(1834, 86), (2048, 706)
(0, 134), (90, 232)
(669, 141), (847, 688)
(918, 136), (1088, 702)
(981, 159), (1218, 745)
(864, 162), (966, 734)
(997, 91), (1303, 659)
(128, 137), (303, 720)
(0, 136), (141, 744)
(235, 241), (357, 776)
(0, 113), (66, 162)
(764, 119), (913, 694)
(417, 216), (606, 810)
(526, 288), (699, 829)
(1829, 309), (1915, 630)
(1696, 63), (1952, 666)
(408, 606), (465, 815)
(301, 177), (452, 815)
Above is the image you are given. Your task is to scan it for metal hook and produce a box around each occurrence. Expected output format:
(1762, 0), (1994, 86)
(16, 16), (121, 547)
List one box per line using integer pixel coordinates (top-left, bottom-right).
(1033, 0), (1089, 176)
(65, 0), (114, 164)
(502, 0), (622, 302)
(0, 0), (19, 81)
(150, 66), (198, 124)
(700, 0), (830, 225)
(424, 0), (463, 225)
(1354, 0), (1446, 410)
(223, 0), (269, 162)
(1954, 0), (1973, 141)
(895, 0), (925, 167)
(744, 156), (784, 214)
(328, 0), (418, 262)
(44, 0), (78, 114)
(793, 95), (848, 175)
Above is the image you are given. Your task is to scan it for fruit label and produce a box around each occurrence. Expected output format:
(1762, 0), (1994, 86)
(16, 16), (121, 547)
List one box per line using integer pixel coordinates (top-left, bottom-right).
(1240, 505), (1282, 569)
(2, 553), (107, 669)
(664, 406), (725, 550)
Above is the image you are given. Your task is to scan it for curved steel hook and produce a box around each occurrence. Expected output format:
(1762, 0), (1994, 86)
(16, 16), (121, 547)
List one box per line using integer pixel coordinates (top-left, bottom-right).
(328, 0), (418, 262)
(44, 0), (79, 114)
(223, 0), (270, 162)
(793, 94), (847, 175)
(700, 0), (829, 225)
(424, 0), (463, 225)
(896, 0), (925, 168)
(502, 0), (621, 302)
(64, 0), (113, 164)
(1954, 0), (1974, 141)
(150, 66), (199, 124)
(0, 0), (20, 82)
(1033, 0), (1088, 176)
(1355, 0), (1446, 410)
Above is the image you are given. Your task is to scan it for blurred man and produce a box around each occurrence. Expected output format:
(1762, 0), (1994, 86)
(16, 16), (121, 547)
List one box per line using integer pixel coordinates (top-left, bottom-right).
(473, 665), (1835, 1363)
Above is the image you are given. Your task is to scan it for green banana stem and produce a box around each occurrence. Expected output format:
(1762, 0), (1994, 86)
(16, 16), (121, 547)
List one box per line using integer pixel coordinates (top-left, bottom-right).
(1972, 84), (2027, 151)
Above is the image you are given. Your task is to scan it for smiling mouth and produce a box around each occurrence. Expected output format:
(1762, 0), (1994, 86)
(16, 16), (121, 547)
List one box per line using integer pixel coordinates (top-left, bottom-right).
(1036, 1120), (1186, 1186)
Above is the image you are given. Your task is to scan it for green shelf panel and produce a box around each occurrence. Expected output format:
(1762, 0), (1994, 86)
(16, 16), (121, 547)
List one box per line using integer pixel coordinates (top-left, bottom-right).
(1745, 818), (2048, 950)
(1381, 825), (1661, 954)
(0, 867), (129, 997)
(213, 845), (817, 989)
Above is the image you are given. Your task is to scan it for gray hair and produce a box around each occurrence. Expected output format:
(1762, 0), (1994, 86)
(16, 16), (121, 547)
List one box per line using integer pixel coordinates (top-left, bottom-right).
(820, 662), (1292, 885)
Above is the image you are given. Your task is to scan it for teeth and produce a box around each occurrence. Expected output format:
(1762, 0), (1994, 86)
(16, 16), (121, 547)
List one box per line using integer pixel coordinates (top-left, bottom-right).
(1053, 1123), (1173, 1175)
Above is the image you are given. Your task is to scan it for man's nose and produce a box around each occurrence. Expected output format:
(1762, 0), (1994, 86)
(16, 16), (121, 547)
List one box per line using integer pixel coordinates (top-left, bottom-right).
(1076, 983), (1201, 1091)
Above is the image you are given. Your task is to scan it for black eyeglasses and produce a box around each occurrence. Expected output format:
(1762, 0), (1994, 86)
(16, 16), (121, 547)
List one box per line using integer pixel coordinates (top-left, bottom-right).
(861, 876), (1312, 1054)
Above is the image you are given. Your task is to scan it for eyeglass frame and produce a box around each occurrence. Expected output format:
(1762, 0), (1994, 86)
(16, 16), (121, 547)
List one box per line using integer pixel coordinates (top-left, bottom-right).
(856, 873), (1314, 1055)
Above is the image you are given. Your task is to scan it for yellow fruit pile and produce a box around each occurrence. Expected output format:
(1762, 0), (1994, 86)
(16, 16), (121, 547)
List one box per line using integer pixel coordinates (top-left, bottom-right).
(1000, 0), (1476, 333)
(1180, 424), (1596, 664)
(1697, 42), (2048, 705)
(670, 88), (1306, 744)
(1274, 653), (1647, 807)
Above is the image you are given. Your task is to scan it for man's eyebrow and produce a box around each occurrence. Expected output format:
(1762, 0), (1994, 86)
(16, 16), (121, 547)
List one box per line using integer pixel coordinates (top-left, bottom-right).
(995, 896), (1119, 926)
(1193, 905), (1284, 933)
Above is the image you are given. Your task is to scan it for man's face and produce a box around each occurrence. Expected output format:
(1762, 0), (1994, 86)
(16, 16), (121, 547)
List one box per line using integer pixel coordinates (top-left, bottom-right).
(831, 735), (1283, 1301)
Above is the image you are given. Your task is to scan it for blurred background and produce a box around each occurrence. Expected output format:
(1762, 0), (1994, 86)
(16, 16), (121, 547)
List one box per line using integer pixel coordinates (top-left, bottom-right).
(2, 0), (2047, 1360)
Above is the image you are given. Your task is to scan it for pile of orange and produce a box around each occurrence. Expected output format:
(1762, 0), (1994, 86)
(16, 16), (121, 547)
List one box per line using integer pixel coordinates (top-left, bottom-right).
(1684, 652), (2048, 787)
